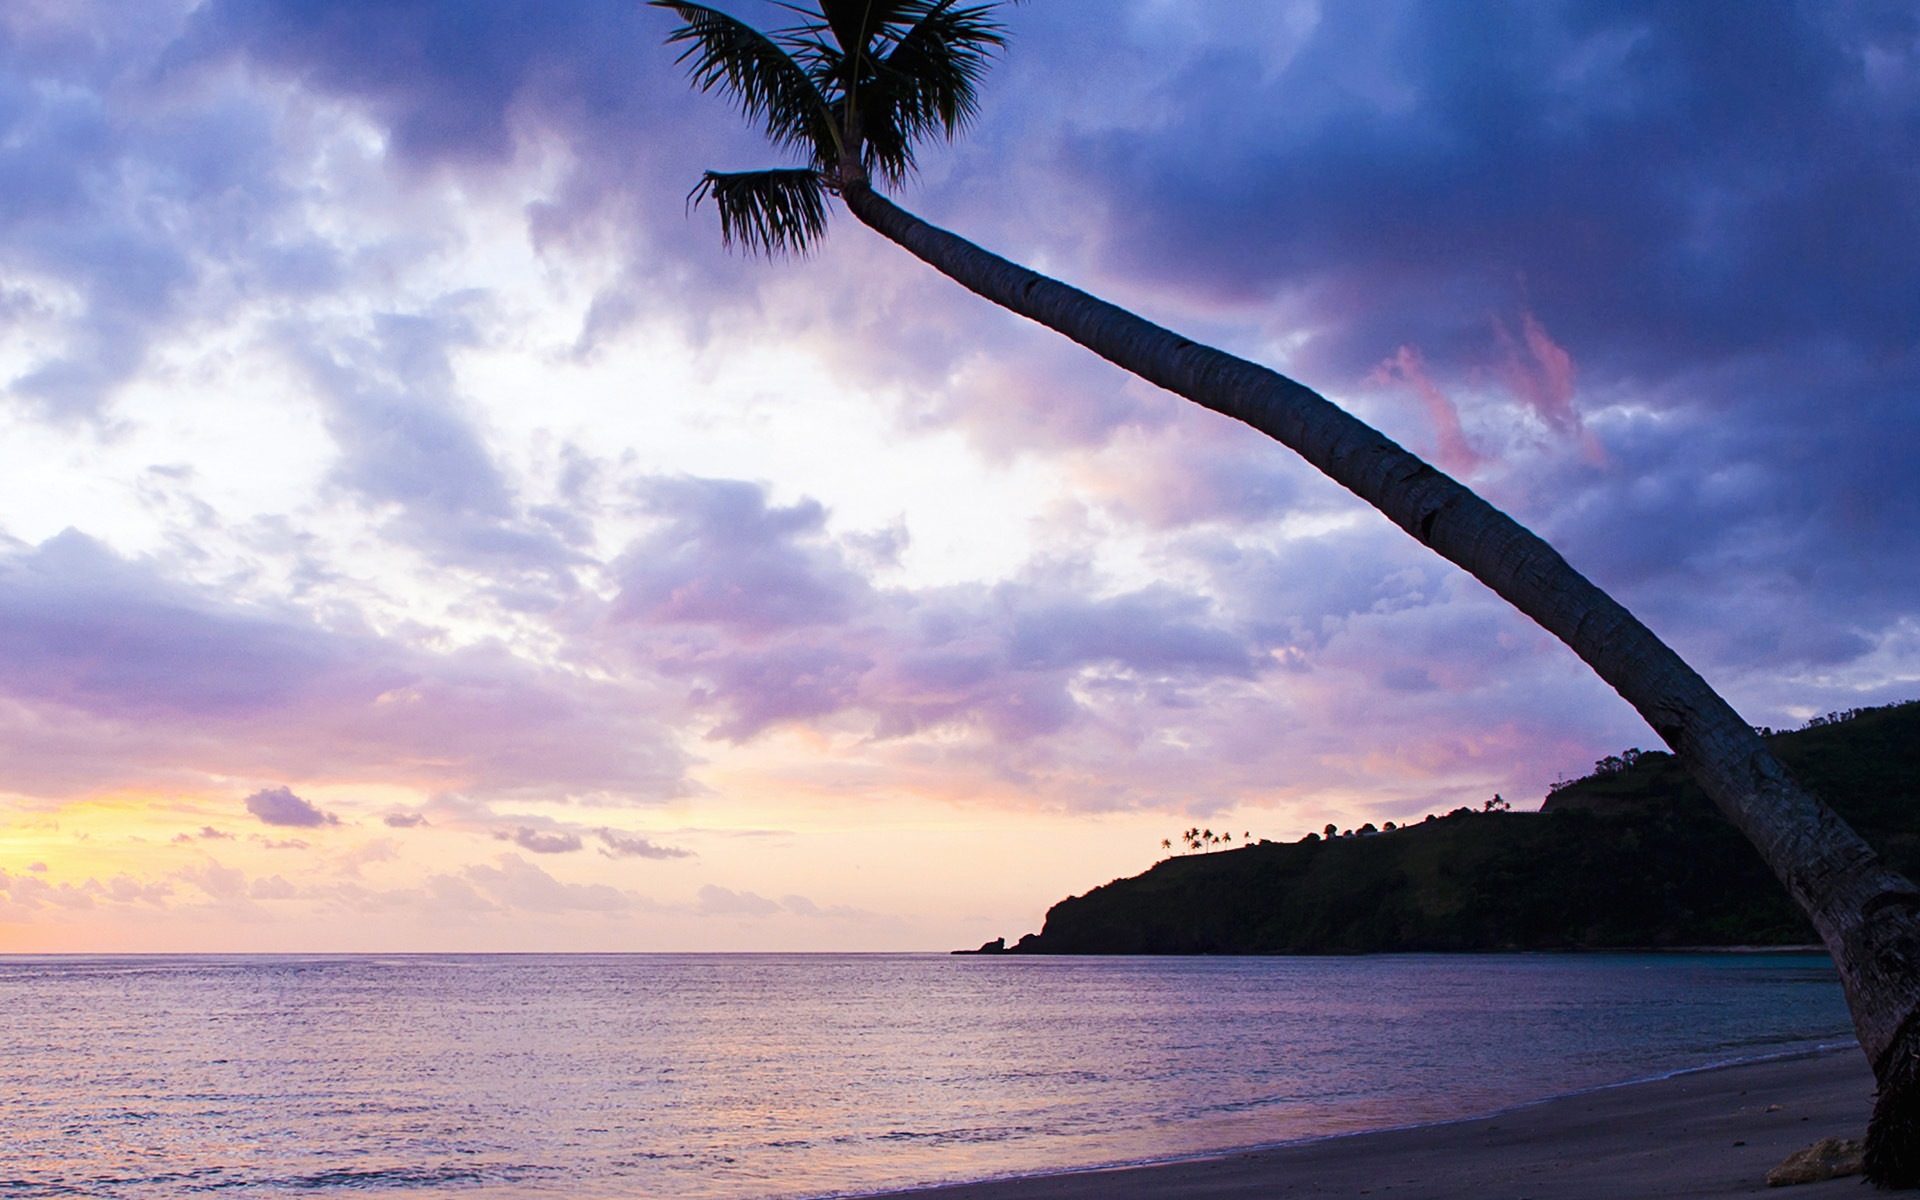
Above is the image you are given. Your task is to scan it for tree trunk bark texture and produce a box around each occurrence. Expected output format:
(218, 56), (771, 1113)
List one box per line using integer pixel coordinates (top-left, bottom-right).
(843, 183), (1920, 1184)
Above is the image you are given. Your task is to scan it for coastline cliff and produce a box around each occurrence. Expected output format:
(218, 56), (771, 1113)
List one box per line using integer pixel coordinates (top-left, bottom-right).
(962, 700), (1919, 955)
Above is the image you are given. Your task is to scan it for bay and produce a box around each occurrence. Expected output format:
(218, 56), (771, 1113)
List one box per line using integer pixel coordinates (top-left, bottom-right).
(0, 952), (1851, 1199)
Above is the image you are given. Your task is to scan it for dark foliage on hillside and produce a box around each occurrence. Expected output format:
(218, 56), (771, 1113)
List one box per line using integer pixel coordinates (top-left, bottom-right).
(983, 701), (1919, 955)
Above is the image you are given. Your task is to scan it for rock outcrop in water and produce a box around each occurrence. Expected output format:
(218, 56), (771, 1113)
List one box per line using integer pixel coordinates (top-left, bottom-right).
(970, 701), (1920, 955)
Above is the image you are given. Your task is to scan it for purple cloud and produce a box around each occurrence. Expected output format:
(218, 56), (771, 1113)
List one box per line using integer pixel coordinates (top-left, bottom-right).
(971, 1), (1920, 694)
(244, 785), (336, 828)
(159, 0), (772, 334)
(597, 829), (691, 860)
(1059, 4), (1917, 369)
(0, 2), (332, 420)
(0, 530), (336, 717)
(613, 478), (861, 635)
(694, 643), (876, 742)
(602, 478), (1265, 748)
(499, 826), (583, 855)
(695, 884), (781, 917)
(461, 855), (633, 913)
(283, 310), (584, 580)
(1005, 588), (1252, 676)
(0, 0), (1911, 847)
(0, 531), (689, 801)
(171, 0), (649, 169)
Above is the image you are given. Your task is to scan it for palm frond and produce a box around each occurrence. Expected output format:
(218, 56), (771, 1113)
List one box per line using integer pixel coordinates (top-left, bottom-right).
(839, 1), (1007, 185)
(802, 1), (1007, 175)
(857, 99), (918, 188)
(811, 1), (941, 63)
(879, 1), (1008, 142)
(689, 169), (830, 256)
(658, 0), (1019, 218)
(783, 36), (849, 107)
(813, 0), (881, 62)
(651, 1), (836, 160)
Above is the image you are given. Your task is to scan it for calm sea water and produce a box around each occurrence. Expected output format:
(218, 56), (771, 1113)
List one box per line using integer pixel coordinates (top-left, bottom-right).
(0, 953), (1851, 1199)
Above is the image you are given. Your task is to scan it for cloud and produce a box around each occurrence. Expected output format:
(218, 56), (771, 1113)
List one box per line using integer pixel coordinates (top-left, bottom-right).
(0, 0), (1913, 948)
(0, 531), (690, 800)
(172, 0), (648, 170)
(104, 874), (174, 906)
(1368, 346), (1486, 476)
(499, 826), (582, 855)
(0, 1), (341, 421)
(461, 854), (634, 913)
(0, 0), (752, 429)
(171, 825), (235, 844)
(1493, 312), (1582, 442)
(249, 874), (297, 900)
(580, 472), (1669, 813)
(0, 531), (337, 720)
(1068, 415), (1311, 531)
(178, 860), (248, 900)
(695, 884), (781, 917)
(596, 828), (691, 860)
(0, 867), (114, 913)
(692, 885), (868, 921)
(1061, 3), (1919, 369)
(283, 308), (584, 578)
(244, 785), (336, 828)
(914, 0), (1920, 738)
(613, 478), (861, 636)
(160, 0), (771, 327)
(603, 477), (1264, 751)
(777, 893), (872, 921)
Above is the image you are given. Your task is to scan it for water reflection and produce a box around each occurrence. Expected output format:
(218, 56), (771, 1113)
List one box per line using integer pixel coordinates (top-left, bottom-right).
(0, 953), (1851, 1199)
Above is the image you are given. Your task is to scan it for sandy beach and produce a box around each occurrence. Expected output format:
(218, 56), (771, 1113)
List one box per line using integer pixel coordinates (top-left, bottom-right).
(869, 1049), (1878, 1200)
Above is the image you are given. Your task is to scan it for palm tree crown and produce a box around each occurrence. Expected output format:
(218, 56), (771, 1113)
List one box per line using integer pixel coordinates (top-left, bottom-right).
(653, 0), (1009, 254)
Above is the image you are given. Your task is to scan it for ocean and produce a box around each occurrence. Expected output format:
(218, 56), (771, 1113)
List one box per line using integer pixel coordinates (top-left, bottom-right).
(0, 952), (1852, 1199)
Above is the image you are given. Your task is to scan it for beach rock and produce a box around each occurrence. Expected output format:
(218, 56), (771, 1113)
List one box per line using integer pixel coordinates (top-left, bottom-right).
(1767, 1136), (1865, 1186)
(951, 937), (1007, 955)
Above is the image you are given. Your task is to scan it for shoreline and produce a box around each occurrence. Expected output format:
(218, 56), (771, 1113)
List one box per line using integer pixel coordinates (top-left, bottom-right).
(857, 1047), (1876, 1199)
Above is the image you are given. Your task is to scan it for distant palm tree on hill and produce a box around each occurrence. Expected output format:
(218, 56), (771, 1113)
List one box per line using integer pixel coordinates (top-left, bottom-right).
(649, 0), (1920, 1178)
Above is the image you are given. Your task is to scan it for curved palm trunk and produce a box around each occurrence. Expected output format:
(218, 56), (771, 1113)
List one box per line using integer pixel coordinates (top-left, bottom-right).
(844, 182), (1920, 1181)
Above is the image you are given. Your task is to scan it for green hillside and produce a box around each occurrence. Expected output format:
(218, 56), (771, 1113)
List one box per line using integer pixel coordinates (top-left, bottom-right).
(979, 701), (1920, 955)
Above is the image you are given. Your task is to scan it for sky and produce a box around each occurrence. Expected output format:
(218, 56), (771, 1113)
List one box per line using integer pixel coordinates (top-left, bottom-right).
(0, 0), (1915, 952)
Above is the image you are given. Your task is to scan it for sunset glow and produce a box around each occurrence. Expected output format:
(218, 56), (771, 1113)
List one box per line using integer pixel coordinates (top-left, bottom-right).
(1, 0), (1914, 951)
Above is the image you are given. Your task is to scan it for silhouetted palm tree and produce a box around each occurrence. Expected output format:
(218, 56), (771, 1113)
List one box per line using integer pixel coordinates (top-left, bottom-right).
(652, 1), (1920, 1176)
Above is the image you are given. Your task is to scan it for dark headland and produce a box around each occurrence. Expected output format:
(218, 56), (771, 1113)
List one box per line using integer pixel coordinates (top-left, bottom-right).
(960, 700), (1919, 955)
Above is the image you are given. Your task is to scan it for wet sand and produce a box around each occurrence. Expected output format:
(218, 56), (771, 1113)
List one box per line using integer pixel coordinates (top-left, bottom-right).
(868, 1049), (1877, 1199)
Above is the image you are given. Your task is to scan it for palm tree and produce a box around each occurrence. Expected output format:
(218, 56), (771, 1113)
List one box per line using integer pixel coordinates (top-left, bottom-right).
(651, 1), (1920, 1178)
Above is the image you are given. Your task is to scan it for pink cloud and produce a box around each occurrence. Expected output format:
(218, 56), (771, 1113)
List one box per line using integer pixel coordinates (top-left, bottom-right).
(1369, 345), (1487, 475)
(1493, 311), (1605, 463)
